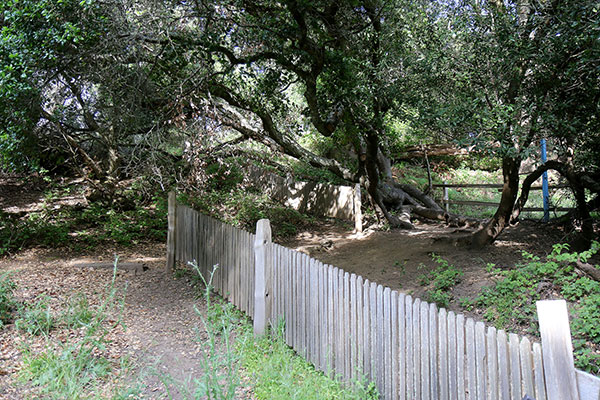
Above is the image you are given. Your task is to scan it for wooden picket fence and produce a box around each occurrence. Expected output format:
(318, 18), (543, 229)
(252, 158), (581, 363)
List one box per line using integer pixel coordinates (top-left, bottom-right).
(165, 193), (600, 400)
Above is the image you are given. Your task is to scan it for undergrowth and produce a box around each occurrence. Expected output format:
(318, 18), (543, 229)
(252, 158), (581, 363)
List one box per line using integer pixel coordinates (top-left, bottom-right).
(0, 272), (16, 328)
(18, 261), (139, 399)
(0, 183), (168, 255)
(419, 254), (463, 308)
(181, 188), (315, 239)
(472, 241), (600, 373)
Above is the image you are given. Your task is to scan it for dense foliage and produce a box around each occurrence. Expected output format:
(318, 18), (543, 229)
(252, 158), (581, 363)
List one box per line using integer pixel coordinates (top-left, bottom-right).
(1, 0), (598, 242)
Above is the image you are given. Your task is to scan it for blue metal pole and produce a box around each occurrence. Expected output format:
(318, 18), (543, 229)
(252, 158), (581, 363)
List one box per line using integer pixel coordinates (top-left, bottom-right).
(541, 139), (550, 222)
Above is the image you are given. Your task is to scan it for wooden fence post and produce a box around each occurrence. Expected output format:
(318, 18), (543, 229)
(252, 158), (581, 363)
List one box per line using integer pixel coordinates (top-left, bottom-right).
(354, 183), (363, 233)
(443, 182), (449, 213)
(166, 191), (176, 274)
(537, 299), (579, 400)
(254, 219), (273, 336)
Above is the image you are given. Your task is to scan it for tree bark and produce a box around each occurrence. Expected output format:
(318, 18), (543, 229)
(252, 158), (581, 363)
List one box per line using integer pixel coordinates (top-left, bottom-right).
(471, 156), (521, 248)
(511, 159), (596, 250)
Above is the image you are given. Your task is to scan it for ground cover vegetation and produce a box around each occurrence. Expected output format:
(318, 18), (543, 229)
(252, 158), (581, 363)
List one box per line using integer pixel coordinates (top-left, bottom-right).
(0, 179), (168, 256)
(472, 242), (600, 373)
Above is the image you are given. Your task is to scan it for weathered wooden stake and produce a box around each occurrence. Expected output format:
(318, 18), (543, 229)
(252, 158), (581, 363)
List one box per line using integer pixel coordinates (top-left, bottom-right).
(166, 191), (177, 274)
(354, 183), (363, 233)
(443, 182), (449, 213)
(254, 219), (272, 336)
(537, 299), (579, 400)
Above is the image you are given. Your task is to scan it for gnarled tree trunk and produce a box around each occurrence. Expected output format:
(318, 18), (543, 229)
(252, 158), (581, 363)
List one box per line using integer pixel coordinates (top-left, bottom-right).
(471, 156), (521, 248)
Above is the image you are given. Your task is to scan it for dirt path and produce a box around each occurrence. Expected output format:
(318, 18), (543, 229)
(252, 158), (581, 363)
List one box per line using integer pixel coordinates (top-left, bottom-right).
(281, 218), (567, 315)
(0, 243), (239, 399)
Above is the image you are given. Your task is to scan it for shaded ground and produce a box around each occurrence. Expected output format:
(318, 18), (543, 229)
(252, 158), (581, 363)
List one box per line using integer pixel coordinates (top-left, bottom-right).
(281, 218), (566, 316)
(0, 243), (219, 399)
(0, 175), (47, 214)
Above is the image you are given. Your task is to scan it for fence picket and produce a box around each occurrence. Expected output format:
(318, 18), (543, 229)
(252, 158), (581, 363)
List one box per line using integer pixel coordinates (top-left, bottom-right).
(356, 275), (364, 382)
(383, 287), (392, 400)
(319, 262), (327, 372)
(370, 282), (378, 383)
(520, 337), (534, 399)
(421, 301), (430, 400)
(340, 268), (348, 377)
(236, 226), (243, 312)
(363, 279), (372, 380)
(475, 321), (486, 400)
(278, 244), (284, 321)
(465, 318), (476, 400)
(227, 225), (234, 305)
(430, 303), (439, 400)
(328, 265), (336, 376)
(413, 298), (421, 400)
(304, 254), (311, 360)
(532, 343), (547, 400)
(290, 250), (299, 353)
(377, 285), (385, 394)
(333, 266), (341, 374)
(298, 252), (305, 355)
(509, 333), (521, 399)
(270, 244), (277, 321)
(456, 314), (466, 400)
(245, 229), (251, 312)
(350, 273), (357, 380)
(309, 258), (318, 366)
(285, 249), (294, 347)
(231, 227), (237, 308)
(344, 272), (351, 382)
(439, 308), (449, 400)
(391, 291), (400, 400)
(497, 330), (510, 400)
(487, 327), (498, 400)
(405, 295), (414, 400)
(448, 311), (457, 400)
(397, 293), (406, 400)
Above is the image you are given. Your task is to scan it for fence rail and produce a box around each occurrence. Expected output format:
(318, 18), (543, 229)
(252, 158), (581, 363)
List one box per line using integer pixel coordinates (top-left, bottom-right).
(433, 182), (573, 214)
(166, 193), (600, 400)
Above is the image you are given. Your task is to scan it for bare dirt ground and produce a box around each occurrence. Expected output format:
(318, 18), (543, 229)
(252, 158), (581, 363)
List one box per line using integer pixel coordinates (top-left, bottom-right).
(280, 217), (567, 317)
(0, 243), (216, 399)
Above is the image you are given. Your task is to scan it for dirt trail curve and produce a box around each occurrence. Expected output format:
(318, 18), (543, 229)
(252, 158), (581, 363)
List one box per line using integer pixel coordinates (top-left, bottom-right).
(0, 243), (239, 399)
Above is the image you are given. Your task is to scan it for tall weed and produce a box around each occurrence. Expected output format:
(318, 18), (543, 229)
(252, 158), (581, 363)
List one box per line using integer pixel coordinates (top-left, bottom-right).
(0, 272), (16, 327)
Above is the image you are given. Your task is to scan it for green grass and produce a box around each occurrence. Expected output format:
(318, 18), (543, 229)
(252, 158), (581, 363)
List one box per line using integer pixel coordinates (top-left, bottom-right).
(237, 322), (378, 400)
(470, 241), (600, 374)
(15, 294), (56, 336)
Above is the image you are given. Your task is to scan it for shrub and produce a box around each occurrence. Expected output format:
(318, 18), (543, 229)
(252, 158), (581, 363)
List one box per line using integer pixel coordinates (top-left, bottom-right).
(474, 242), (600, 373)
